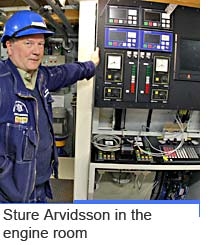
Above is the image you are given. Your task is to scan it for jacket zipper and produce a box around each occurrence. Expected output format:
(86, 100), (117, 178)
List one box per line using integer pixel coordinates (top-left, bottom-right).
(18, 93), (39, 202)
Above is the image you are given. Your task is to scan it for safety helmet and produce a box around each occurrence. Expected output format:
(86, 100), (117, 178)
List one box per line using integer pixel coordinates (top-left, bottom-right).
(1, 10), (54, 47)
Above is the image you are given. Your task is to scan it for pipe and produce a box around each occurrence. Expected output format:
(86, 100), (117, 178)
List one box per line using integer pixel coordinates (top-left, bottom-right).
(23, 0), (62, 33)
(0, 10), (7, 23)
(62, 38), (74, 51)
(45, 0), (74, 34)
(39, 7), (65, 35)
(22, 0), (40, 10)
(22, 0), (74, 51)
(39, 7), (74, 51)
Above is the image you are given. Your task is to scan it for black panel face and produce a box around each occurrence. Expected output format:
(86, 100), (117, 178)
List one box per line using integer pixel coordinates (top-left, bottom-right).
(173, 6), (200, 37)
(174, 38), (200, 82)
(95, 0), (200, 110)
(180, 39), (200, 72)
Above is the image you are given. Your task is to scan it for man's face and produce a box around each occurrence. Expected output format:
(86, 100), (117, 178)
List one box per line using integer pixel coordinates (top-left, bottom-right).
(6, 34), (45, 74)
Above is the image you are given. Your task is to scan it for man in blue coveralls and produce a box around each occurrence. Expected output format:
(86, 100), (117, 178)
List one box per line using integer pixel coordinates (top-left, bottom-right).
(0, 10), (100, 203)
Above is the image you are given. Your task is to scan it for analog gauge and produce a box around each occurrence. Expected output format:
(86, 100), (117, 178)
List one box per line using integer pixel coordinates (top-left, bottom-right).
(107, 55), (121, 69)
(155, 57), (169, 72)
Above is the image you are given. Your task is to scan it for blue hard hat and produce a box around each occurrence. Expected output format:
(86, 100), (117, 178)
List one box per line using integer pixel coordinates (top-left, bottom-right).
(1, 10), (54, 47)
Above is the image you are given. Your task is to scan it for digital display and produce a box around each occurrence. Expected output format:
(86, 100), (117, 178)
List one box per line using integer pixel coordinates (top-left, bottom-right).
(180, 39), (200, 71)
(140, 30), (173, 52)
(144, 11), (160, 21)
(105, 27), (139, 50)
(109, 7), (127, 19)
(109, 31), (127, 41)
(144, 34), (160, 44)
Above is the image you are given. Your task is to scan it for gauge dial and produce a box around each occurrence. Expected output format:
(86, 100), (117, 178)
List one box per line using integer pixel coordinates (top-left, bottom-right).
(107, 55), (121, 70)
(155, 58), (169, 72)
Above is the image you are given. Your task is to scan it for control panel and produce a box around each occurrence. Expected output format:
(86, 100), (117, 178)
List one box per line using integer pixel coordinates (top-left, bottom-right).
(160, 144), (200, 162)
(95, 0), (200, 110)
(105, 28), (173, 52)
(42, 55), (65, 66)
(140, 30), (173, 52)
(91, 135), (200, 165)
(106, 5), (172, 30)
(104, 27), (139, 49)
(95, 1), (173, 109)
(97, 49), (171, 105)
(141, 8), (171, 29)
(92, 135), (154, 164)
(106, 6), (139, 26)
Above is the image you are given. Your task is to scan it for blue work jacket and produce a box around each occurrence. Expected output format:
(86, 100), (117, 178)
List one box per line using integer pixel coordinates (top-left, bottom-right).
(0, 58), (95, 202)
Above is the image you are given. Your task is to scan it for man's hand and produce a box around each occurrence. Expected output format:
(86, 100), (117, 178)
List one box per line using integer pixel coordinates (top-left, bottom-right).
(91, 47), (100, 67)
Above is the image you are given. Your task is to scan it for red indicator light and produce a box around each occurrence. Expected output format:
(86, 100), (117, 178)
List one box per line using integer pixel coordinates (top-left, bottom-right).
(130, 83), (135, 93)
(145, 83), (150, 94)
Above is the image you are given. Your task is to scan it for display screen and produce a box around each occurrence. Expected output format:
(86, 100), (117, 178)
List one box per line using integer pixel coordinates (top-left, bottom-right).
(179, 39), (200, 72)
(144, 34), (160, 44)
(109, 31), (127, 41)
(109, 7), (127, 19)
(144, 11), (160, 21)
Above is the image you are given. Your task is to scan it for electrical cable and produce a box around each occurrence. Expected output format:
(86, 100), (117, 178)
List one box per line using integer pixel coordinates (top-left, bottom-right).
(150, 171), (166, 200)
(146, 109), (153, 132)
(134, 115), (186, 157)
(144, 179), (159, 200)
(92, 134), (122, 151)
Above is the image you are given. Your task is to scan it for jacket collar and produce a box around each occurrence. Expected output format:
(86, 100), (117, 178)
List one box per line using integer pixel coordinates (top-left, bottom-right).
(5, 59), (39, 97)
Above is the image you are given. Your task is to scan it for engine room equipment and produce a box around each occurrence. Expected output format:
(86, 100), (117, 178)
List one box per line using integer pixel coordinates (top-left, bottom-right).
(91, 134), (200, 165)
(95, 0), (200, 110)
(52, 107), (69, 156)
(151, 170), (194, 200)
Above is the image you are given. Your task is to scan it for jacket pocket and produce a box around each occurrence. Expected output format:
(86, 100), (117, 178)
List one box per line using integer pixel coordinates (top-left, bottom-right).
(0, 156), (22, 202)
(5, 123), (37, 163)
(0, 123), (37, 202)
